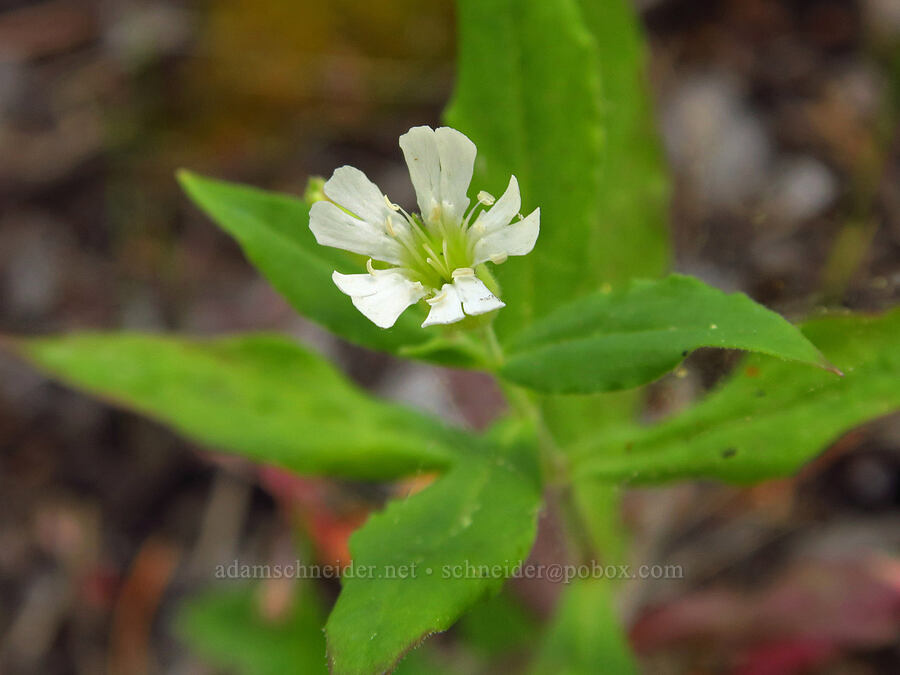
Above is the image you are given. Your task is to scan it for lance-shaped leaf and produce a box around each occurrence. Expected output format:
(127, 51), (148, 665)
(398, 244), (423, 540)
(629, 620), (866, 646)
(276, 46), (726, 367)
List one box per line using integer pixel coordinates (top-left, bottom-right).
(325, 429), (542, 674)
(572, 0), (670, 284)
(574, 308), (900, 484)
(178, 172), (480, 367)
(8, 333), (460, 480)
(500, 275), (829, 394)
(176, 585), (328, 675)
(446, 0), (669, 341)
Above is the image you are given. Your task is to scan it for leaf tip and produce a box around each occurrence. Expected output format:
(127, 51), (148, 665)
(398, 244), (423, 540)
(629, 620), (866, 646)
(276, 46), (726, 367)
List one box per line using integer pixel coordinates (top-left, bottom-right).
(814, 350), (843, 377)
(175, 168), (198, 190)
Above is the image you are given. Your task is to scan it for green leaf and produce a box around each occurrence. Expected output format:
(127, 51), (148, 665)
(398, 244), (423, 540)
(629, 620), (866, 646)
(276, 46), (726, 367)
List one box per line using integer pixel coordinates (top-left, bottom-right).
(178, 171), (478, 367)
(571, 0), (670, 283)
(446, 0), (669, 341)
(500, 275), (828, 394)
(176, 585), (327, 675)
(449, 6), (672, 566)
(531, 579), (637, 675)
(541, 391), (645, 447)
(325, 432), (542, 675)
(451, 0), (671, 563)
(10, 333), (460, 480)
(456, 591), (539, 657)
(575, 308), (900, 483)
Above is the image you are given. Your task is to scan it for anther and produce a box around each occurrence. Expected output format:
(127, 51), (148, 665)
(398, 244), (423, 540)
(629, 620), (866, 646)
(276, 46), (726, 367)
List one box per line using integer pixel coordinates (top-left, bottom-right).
(489, 253), (508, 265)
(477, 191), (495, 206)
(451, 267), (475, 279)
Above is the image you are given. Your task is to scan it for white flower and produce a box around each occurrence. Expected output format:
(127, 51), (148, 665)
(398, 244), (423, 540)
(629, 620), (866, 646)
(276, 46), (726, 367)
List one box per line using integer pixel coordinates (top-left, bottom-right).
(309, 125), (540, 329)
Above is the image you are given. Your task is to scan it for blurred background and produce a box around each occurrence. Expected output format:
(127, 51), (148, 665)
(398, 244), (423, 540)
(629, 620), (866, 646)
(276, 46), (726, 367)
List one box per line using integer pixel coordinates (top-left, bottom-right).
(0, 0), (899, 673)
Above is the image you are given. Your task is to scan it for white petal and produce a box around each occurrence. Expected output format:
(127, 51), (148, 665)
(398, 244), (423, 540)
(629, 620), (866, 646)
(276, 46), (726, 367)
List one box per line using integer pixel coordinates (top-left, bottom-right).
(399, 126), (441, 220)
(323, 166), (392, 225)
(473, 207), (540, 265)
(452, 272), (504, 316)
(435, 127), (476, 224)
(422, 283), (465, 327)
(470, 175), (520, 235)
(309, 201), (404, 264)
(332, 270), (426, 329)
(332, 270), (380, 297)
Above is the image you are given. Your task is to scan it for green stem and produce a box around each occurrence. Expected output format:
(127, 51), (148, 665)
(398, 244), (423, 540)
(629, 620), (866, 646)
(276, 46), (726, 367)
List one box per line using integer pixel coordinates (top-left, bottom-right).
(479, 323), (594, 563)
(479, 322), (504, 369)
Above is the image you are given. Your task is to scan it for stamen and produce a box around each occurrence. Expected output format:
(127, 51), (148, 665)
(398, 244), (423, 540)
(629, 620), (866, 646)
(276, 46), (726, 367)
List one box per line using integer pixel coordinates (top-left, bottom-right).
(423, 242), (441, 261)
(384, 217), (396, 236)
(451, 267), (475, 279)
(366, 258), (379, 275)
(426, 289), (447, 305)
(383, 195), (401, 211)
(425, 257), (448, 279)
(388, 203), (427, 246)
(477, 190), (495, 206)
(489, 253), (508, 265)
(396, 240), (423, 269)
(423, 242), (451, 278)
(461, 201), (484, 230)
(404, 210), (428, 240)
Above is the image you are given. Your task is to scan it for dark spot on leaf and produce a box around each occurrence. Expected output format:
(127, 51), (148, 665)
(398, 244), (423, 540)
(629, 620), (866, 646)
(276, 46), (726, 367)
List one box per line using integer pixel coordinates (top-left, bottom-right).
(755, 389), (766, 397)
(745, 366), (760, 377)
(721, 448), (737, 458)
(625, 442), (634, 452)
(681, 350), (688, 357)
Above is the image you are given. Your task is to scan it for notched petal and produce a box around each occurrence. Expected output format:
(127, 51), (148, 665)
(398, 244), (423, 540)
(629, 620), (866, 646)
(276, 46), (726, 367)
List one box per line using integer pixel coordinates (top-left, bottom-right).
(422, 283), (465, 327)
(399, 126), (441, 219)
(309, 201), (404, 265)
(434, 127), (476, 222)
(452, 273), (505, 316)
(331, 271), (379, 298)
(472, 207), (540, 265)
(324, 166), (391, 225)
(471, 175), (521, 236)
(332, 269), (426, 329)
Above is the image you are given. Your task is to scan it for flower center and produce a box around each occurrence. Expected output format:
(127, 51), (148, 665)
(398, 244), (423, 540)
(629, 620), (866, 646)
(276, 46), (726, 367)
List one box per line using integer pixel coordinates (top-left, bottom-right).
(384, 204), (479, 290)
